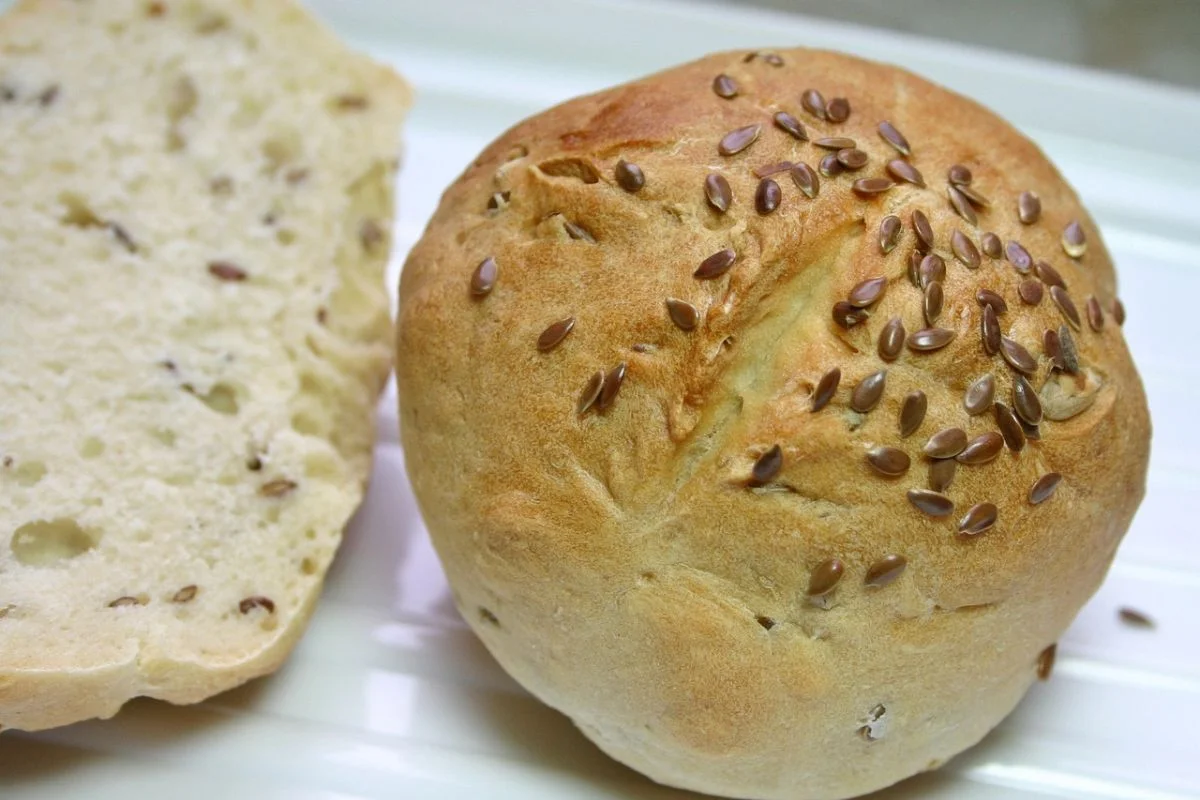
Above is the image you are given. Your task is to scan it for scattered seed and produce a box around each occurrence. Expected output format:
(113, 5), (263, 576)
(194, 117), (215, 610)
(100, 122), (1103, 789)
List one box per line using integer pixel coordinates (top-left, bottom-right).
(1035, 260), (1066, 289)
(597, 362), (627, 411)
(615, 160), (645, 192)
(172, 585), (198, 603)
(981, 232), (1003, 259)
(745, 51), (785, 66)
(1062, 221), (1087, 258)
(1044, 328), (1064, 370)
(712, 74), (738, 98)
(853, 178), (894, 197)
(754, 161), (794, 179)
(981, 304), (1001, 355)
(826, 97), (851, 123)
(832, 301), (869, 328)
(848, 278), (887, 309)
(807, 559), (845, 597)
(1029, 472), (1062, 504)
(577, 371), (604, 414)
(907, 489), (953, 517)
(994, 402), (1026, 452)
(964, 373), (996, 415)
(836, 148), (869, 170)
(1013, 375), (1043, 424)
(790, 163), (820, 198)
(774, 111), (808, 141)
(751, 444), (783, 486)
(239, 596), (276, 614)
(666, 299), (699, 331)
(818, 153), (843, 177)
(695, 248), (737, 279)
(1000, 336), (1038, 375)
(851, 370), (887, 413)
(924, 427), (968, 459)
(1118, 607), (1155, 629)
(947, 186), (977, 224)
(260, 478), (297, 497)
(956, 184), (991, 207)
(812, 368), (841, 412)
(907, 328), (956, 352)
(929, 458), (957, 492)
(471, 256), (498, 296)
(1050, 286), (1082, 330)
(815, 137), (856, 151)
(1059, 325), (1080, 373)
(868, 446), (911, 477)
(563, 220), (594, 241)
(951, 230), (981, 268)
(1005, 240), (1032, 273)
(756, 178), (782, 214)
(865, 554), (908, 587)
(110, 596), (144, 608)
(879, 215), (902, 254)
(38, 84), (60, 107)
(924, 281), (944, 325)
(1087, 296), (1105, 331)
(1018, 278), (1044, 305)
(207, 260), (247, 282)
(976, 289), (1008, 314)
(878, 317), (905, 362)
(899, 390), (927, 438)
(1017, 191), (1041, 224)
(886, 159), (925, 188)
(959, 503), (998, 535)
(1111, 298), (1126, 326)
(912, 210), (934, 253)
(957, 432), (1003, 465)
(947, 164), (972, 185)
(1037, 644), (1056, 680)
(919, 254), (945, 289)
(704, 173), (732, 212)
(1021, 418), (1042, 440)
(907, 250), (922, 288)
(801, 88), (827, 119)
(718, 124), (762, 156)
(877, 121), (910, 156)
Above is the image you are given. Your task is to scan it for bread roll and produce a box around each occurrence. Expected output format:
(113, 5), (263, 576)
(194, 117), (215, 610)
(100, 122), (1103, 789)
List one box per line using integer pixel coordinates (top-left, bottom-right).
(397, 48), (1149, 800)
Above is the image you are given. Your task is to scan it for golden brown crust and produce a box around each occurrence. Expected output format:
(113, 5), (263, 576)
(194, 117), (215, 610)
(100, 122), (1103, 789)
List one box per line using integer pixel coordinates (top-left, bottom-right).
(397, 48), (1150, 800)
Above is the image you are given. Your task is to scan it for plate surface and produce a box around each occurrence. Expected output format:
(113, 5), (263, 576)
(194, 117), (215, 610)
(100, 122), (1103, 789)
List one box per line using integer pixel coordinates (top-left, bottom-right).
(4, 1), (1200, 797)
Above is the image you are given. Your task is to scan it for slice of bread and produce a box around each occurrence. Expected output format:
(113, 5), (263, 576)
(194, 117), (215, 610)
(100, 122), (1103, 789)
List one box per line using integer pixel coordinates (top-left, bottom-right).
(0, 0), (409, 731)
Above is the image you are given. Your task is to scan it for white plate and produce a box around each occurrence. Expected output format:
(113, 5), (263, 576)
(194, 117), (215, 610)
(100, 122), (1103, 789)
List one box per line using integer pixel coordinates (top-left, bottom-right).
(4, 1), (1200, 797)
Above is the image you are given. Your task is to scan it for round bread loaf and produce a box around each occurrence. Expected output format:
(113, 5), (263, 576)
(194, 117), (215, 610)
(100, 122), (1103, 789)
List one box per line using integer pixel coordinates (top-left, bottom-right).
(397, 48), (1150, 800)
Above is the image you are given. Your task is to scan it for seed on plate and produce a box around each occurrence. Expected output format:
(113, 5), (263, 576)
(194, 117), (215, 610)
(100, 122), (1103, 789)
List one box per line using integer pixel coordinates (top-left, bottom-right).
(537, 317), (576, 352)
(976, 289), (1008, 314)
(1005, 240), (1032, 273)
(1013, 374), (1043, 424)
(947, 164), (972, 185)
(1029, 472), (1062, 504)
(774, 111), (808, 141)
(879, 215), (902, 254)
(851, 370), (887, 413)
(853, 178), (894, 196)
(695, 248), (737, 279)
(1118, 607), (1155, 629)
(929, 458), (957, 492)
(959, 503), (998, 535)
(1035, 260), (1066, 289)
(867, 446), (911, 477)
(815, 136), (856, 151)
(994, 402), (1026, 452)
(878, 317), (905, 362)
(981, 232), (1003, 259)
(832, 301), (869, 328)
(886, 159), (925, 187)
(751, 444), (783, 486)
(924, 427), (968, 459)
(812, 367), (841, 412)
(849, 276), (887, 307)
(947, 185), (977, 224)
(470, 256), (498, 296)
(907, 489), (954, 517)
(615, 160), (645, 192)
(718, 124), (762, 156)
(1058, 325), (1080, 374)
(865, 554), (908, 587)
(907, 328), (956, 352)
(981, 304), (1001, 355)
(837, 148), (869, 170)
(1017, 191), (1041, 224)
(1087, 296), (1105, 331)
(912, 210), (934, 253)
(756, 178), (782, 214)
(956, 184), (991, 207)
(597, 362), (627, 411)
(1062, 221), (1087, 258)
(826, 97), (851, 123)
(801, 88), (827, 119)
(1044, 328), (1064, 370)
(951, 230), (981, 269)
(1037, 644), (1057, 681)
(964, 373), (996, 415)
(919, 254), (945, 289)
(712, 73), (738, 98)
(807, 558), (845, 597)
(577, 370), (605, 415)
(1018, 278), (1044, 305)
(666, 298), (699, 331)
(1111, 298), (1126, 326)
(907, 250), (922, 288)
(818, 154), (843, 178)
(1000, 336), (1038, 375)
(877, 121), (911, 155)
(924, 280), (944, 325)
(1050, 286), (1082, 329)
(899, 390), (927, 438)
(705, 173), (732, 212)
(790, 163), (820, 198)
(957, 432), (1003, 465)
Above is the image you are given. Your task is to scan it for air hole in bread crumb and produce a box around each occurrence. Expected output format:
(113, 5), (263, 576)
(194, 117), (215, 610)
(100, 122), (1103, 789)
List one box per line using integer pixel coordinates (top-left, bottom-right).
(194, 382), (239, 415)
(304, 529), (317, 541)
(639, 571), (657, 582)
(756, 615), (776, 631)
(0, 604), (15, 619)
(300, 558), (317, 576)
(261, 132), (301, 175)
(11, 519), (97, 566)
(479, 607), (500, 627)
(275, 228), (297, 246)
(58, 192), (103, 228)
(14, 461), (46, 486)
(165, 75), (198, 124)
(291, 412), (322, 437)
(537, 157), (600, 184)
(304, 452), (339, 481)
(80, 437), (105, 459)
(151, 427), (177, 446)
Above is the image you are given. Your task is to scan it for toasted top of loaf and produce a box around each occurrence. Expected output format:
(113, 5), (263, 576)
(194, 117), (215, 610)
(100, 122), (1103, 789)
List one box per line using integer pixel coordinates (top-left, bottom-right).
(397, 49), (1149, 799)
(0, 0), (409, 731)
